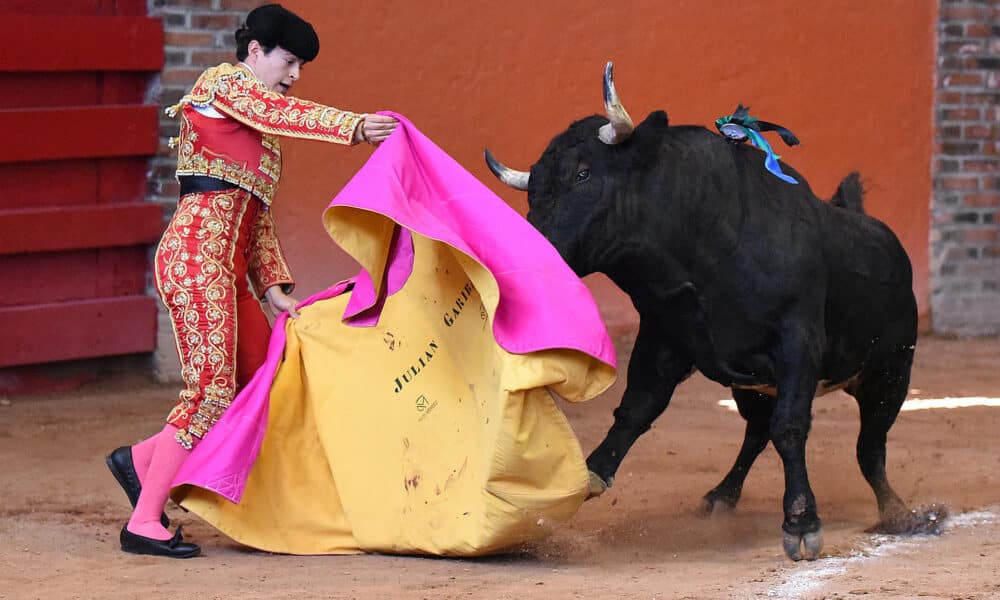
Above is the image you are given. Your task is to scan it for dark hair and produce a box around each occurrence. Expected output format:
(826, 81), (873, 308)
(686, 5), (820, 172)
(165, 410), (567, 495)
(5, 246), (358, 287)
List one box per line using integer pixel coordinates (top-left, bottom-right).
(235, 26), (267, 61)
(233, 4), (319, 62)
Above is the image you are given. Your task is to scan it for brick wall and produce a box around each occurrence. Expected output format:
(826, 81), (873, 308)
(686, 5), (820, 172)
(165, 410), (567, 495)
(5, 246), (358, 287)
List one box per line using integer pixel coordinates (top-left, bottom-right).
(146, 0), (260, 381)
(932, 0), (1000, 335)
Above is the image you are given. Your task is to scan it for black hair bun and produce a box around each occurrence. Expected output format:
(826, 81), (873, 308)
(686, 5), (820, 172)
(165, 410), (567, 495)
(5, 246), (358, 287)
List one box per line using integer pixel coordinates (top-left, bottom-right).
(234, 25), (253, 46)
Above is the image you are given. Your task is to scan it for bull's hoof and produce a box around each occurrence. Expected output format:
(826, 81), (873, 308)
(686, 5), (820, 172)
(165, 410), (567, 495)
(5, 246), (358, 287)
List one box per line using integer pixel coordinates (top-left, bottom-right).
(586, 471), (609, 499)
(700, 497), (737, 516)
(699, 490), (739, 516)
(782, 529), (823, 561)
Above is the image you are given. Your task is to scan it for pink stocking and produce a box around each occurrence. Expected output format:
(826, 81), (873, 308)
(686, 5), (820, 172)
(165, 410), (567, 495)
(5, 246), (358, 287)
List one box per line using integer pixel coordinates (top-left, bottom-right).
(130, 431), (163, 486)
(126, 425), (191, 540)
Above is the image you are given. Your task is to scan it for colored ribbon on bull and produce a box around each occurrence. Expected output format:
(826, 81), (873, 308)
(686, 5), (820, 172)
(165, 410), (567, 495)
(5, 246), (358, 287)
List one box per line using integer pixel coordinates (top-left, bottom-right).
(744, 128), (798, 185)
(715, 105), (799, 185)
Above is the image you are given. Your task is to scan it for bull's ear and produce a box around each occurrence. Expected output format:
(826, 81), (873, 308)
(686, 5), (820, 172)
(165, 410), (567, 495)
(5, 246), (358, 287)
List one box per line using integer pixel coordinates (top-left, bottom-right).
(627, 111), (672, 169)
(640, 110), (669, 130)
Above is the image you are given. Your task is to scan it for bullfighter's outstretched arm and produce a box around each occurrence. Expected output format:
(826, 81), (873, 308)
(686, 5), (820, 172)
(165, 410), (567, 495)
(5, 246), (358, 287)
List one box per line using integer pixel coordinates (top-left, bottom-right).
(167, 63), (364, 144)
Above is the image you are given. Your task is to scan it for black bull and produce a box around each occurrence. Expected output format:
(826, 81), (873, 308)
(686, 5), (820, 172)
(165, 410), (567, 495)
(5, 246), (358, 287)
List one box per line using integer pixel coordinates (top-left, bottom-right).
(485, 66), (941, 560)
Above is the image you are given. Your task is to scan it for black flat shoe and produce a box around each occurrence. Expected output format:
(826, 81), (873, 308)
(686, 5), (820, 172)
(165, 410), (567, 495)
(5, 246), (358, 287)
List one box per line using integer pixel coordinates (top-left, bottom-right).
(105, 446), (169, 528)
(120, 525), (200, 558)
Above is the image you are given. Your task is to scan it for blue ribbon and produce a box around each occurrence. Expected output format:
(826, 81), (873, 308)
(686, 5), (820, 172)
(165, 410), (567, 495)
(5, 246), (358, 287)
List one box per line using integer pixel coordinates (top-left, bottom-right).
(744, 128), (798, 184)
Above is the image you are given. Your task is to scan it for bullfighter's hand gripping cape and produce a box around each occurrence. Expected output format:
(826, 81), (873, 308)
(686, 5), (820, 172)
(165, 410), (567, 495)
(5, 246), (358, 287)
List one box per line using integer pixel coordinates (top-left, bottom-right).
(168, 114), (618, 556)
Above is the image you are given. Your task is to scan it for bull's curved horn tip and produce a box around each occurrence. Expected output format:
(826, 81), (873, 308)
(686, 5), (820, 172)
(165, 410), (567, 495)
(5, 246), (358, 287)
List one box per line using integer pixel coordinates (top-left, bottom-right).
(603, 62), (615, 103)
(484, 148), (530, 191)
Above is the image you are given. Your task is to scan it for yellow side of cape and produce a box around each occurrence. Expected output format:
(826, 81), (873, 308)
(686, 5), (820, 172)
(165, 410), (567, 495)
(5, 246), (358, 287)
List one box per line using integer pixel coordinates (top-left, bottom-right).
(179, 208), (616, 556)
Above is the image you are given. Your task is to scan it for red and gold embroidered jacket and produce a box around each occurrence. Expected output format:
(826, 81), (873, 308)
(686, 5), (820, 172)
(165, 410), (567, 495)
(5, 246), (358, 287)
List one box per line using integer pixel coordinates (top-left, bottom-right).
(166, 62), (365, 297)
(166, 62), (363, 205)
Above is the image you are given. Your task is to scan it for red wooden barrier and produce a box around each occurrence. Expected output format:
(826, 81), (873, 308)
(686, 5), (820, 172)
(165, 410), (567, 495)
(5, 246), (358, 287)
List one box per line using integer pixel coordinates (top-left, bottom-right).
(0, 1), (163, 379)
(5, 16), (164, 71)
(0, 248), (147, 307)
(0, 297), (158, 368)
(0, 203), (163, 254)
(0, 158), (148, 209)
(0, 106), (159, 162)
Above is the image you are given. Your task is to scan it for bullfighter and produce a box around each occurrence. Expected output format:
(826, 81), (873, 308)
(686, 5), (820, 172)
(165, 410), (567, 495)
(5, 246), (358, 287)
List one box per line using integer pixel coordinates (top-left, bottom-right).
(105, 3), (398, 558)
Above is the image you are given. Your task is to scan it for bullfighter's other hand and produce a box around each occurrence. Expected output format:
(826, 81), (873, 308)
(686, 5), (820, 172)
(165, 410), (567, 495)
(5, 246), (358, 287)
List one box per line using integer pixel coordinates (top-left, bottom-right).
(356, 113), (398, 146)
(265, 286), (301, 319)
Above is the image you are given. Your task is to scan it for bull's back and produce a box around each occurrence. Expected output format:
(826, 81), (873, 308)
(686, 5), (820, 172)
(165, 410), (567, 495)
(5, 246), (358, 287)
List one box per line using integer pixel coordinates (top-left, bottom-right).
(634, 130), (914, 385)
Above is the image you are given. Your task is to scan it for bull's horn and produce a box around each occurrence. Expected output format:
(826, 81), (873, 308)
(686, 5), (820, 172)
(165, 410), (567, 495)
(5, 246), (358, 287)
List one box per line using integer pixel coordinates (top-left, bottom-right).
(484, 148), (530, 191)
(598, 61), (635, 145)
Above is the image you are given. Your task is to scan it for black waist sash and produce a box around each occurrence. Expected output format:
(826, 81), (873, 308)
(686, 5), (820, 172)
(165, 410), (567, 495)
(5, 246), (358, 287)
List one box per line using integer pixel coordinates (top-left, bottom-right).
(179, 175), (239, 196)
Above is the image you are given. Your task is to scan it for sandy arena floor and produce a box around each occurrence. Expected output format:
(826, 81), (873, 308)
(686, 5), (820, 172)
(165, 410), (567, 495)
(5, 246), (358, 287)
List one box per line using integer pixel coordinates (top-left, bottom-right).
(1, 335), (998, 600)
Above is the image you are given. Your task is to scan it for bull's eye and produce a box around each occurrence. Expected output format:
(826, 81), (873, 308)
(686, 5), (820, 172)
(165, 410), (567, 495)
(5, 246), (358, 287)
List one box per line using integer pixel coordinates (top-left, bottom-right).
(576, 169), (590, 184)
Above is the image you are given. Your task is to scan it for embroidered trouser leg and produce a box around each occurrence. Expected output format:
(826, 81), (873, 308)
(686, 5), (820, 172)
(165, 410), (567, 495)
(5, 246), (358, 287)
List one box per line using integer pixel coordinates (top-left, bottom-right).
(155, 189), (271, 449)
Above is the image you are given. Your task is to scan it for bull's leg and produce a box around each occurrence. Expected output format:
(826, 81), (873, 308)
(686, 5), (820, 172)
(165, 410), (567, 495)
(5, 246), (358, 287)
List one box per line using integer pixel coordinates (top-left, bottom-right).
(850, 344), (942, 534)
(852, 348), (910, 523)
(770, 329), (823, 560)
(701, 389), (775, 514)
(585, 324), (692, 498)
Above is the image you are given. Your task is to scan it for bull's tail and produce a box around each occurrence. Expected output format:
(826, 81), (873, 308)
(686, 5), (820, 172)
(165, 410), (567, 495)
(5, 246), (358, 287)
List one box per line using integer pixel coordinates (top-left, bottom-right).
(830, 171), (865, 213)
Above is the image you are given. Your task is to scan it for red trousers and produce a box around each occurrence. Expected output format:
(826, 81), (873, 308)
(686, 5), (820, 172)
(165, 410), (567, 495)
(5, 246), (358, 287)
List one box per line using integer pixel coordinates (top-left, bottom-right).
(154, 189), (272, 449)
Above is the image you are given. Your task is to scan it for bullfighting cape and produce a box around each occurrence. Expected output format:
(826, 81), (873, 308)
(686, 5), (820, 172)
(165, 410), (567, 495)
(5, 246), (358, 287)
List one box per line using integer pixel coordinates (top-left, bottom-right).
(169, 113), (618, 556)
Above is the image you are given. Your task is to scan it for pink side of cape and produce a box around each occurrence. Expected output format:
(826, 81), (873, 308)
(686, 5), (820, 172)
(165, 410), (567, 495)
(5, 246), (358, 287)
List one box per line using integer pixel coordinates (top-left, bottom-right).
(173, 114), (615, 503)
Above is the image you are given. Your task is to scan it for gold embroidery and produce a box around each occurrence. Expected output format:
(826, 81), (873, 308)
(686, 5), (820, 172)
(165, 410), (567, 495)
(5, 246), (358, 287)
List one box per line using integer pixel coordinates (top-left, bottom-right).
(248, 209), (294, 298)
(166, 63), (361, 206)
(167, 63), (362, 144)
(258, 151), (280, 180)
(173, 113), (280, 205)
(175, 429), (195, 450)
(156, 189), (254, 447)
